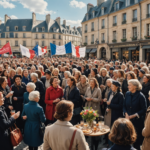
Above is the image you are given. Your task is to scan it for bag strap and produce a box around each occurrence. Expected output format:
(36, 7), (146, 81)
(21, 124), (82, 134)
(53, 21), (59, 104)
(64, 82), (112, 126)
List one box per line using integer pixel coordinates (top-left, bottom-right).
(69, 129), (77, 150)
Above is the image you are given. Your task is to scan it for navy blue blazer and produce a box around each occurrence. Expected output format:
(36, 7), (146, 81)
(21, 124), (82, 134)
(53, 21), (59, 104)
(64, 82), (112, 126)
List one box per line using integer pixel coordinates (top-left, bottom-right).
(107, 91), (124, 125)
(108, 144), (136, 150)
(123, 91), (147, 118)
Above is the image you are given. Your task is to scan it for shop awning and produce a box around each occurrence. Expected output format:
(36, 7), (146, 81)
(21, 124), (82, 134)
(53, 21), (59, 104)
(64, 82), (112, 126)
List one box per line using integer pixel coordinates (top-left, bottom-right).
(86, 49), (91, 53)
(90, 48), (97, 53)
(142, 45), (150, 49)
(128, 47), (137, 50)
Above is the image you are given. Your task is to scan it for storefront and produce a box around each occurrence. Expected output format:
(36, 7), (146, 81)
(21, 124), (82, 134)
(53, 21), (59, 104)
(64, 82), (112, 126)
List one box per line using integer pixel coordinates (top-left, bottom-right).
(13, 52), (21, 58)
(86, 49), (92, 58)
(111, 48), (119, 60)
(101, 48), (106, 59)
(143, 45), (150, 63)
(89, 48), (97, 58)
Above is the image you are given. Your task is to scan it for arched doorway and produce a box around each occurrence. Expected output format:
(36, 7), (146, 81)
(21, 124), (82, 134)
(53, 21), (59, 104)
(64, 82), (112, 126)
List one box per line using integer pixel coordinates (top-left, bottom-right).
(101, 47), (106, 59)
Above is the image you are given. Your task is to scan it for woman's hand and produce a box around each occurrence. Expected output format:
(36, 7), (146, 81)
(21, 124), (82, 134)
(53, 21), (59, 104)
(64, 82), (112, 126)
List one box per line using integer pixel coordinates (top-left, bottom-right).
(12, 111), (20, 120)
(6, 92), (13, 98)
(107, 101), (111, 105)
(22, 116), (27, 120)
(106, 108), (110, 112)
(86, 98), (92, 101)
(8, 106), (13, 110)
(61, 97), (65, 100)
(13, 97), (18, 101)
(125, 113), (130, 120)
(103, 98), (107, 102)
(100, 85), (104, 88)
(53, 98), (60, 103)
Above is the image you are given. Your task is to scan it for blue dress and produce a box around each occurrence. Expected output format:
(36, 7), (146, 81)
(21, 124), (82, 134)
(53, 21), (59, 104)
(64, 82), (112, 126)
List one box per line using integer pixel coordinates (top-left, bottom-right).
(23, 92), (29, 104)
(22, 101), (46, 147)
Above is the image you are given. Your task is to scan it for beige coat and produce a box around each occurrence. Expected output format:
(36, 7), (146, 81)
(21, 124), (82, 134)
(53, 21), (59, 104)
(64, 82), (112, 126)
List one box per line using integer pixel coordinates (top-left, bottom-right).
(43, 120), (89, 150)
(84, 87), (102, 115)
(141, 107), (150, 150)
(77, 82), (90, 95)
(117, 77), (124, 86)
(61, 78), (67, 89)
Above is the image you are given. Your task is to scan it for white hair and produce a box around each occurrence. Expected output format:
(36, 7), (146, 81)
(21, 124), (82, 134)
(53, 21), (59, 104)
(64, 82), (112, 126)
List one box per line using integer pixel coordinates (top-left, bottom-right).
(64, 71), (71, 77)
(113, 70), (118, 74)
(29, 91), (39, 101)
(31, 73), (38, 79)
(27, 82), (36, 91)
(128, 79), (142, 91)
(107, 78), (113, 83)
(16, 67), (23, 73)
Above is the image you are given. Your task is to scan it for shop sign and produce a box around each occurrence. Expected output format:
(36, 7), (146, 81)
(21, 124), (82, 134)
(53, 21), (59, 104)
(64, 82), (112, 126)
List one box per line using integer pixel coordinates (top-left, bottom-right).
(110, 43), (138, 48)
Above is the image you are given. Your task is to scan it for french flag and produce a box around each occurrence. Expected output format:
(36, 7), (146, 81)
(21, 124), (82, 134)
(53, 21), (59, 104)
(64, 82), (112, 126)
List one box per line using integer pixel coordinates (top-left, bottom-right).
(20, 44), (35, 59)
(33, 45), (47, 56)
(50, 42), (72, 56)
(72, 45), (86, 58)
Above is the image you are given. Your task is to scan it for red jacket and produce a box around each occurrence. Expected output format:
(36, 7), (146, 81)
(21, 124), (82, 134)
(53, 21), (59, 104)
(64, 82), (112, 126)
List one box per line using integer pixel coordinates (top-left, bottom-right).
(45, 85), (63, 120)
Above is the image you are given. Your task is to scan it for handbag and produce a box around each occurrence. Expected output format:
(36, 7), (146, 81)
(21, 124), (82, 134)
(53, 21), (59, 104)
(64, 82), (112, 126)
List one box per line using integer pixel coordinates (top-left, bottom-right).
(73, 107), (82, 116)
(69, 129), (77, 150)
(39, 122), (45, 137)
(10, 124), (23, 146)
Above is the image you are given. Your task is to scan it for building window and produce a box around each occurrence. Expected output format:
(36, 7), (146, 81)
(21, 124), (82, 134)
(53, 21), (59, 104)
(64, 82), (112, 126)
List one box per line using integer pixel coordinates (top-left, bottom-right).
(42, 34), (45, 39)
(42, 27), (45, 32)
(36, 27), (38, 32)
(15, 33), (18, 38)
(91, 22), (94, 31)
(42, 41), (44, 47)
(133, 27), (137, 37)
(15, 41), (18, 46)
(147, 4), (150, 18)
(35, 41), (39, 45)
(15, 26), (18, 31)
(113, 31), (117, 40)
(23, 26), (26, 31)
(133, 9), (137, 22)
(102, 33), (105, 42)
(101, 8), (104, 15)
(135, 0), (138, 3)
(35, 34), (38, 39)
(147, 24), (150, 36)
(6, 26), (9, 31)
(59, 35), (61, 39)
(126, 0), (130, 6)
(23, 41), (26, 46)
(85, 24), (87, 32)
(53, 27), (56, 32)
(85, 36), (87, 43)
(53, 41), (56, 44)
(102, 19), (105, 28)
(53, 34), (56, 39)
(113, 16), (117, 26)
(59, 42), (61, 46)
(122, 29), (126, 39)
(91, 34), (94, 43)
(116, 3), (119, 10)
(93, 11), (95, 18)
(86, 14), (88, 20)
(122, 13), (126, 23)
(6, 33), (9, 38)
(23, 33), (26, 38)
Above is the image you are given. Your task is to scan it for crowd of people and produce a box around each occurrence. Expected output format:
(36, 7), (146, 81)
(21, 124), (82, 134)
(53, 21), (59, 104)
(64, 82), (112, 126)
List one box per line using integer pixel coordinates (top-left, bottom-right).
(0, 56), (150, 150)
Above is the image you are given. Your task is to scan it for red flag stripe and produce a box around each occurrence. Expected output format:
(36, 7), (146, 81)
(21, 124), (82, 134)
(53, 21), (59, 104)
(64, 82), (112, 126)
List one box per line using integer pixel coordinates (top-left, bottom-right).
(75, 46), (80, 58)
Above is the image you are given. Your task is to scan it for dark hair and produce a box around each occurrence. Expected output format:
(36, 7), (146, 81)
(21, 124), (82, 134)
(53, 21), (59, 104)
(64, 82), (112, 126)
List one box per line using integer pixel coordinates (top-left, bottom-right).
(35, 70), (41, 79)
(0, 76), (7, 85)
(54, 100), (74, 121)
(144, 74), (150, 82)
(68, 76), (77, 86)
(22, 69), (28, 77)
(126, 71), (137, 79)
(118, 69), (125, 78)
(1, 70), (8, 78)
(109, 118), (137, 146)
(89, 78), (99, 88)
(50, 76), (58, 86)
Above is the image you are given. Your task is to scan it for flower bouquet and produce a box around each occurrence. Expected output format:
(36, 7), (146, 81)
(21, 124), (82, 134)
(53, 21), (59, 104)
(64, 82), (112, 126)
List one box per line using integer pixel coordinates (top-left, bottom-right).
(80, 107), (98, 128)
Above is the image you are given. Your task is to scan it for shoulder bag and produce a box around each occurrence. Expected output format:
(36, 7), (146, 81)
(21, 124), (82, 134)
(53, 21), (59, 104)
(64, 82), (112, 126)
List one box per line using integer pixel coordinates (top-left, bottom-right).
(69, 129), (77, 150)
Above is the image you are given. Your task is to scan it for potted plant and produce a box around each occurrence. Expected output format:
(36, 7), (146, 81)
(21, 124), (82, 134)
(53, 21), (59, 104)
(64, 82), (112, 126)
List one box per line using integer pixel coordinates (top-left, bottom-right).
(84, 43), (87, 46)
(131, 36), (137, 41)
(144, 36), (150, 39)
(112, 39), (117, 43)
(121, 38), (127, 42)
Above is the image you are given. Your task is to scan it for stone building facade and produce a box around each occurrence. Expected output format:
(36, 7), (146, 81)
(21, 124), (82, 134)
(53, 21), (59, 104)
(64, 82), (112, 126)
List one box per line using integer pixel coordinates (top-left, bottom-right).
(82, 0), (150, 62)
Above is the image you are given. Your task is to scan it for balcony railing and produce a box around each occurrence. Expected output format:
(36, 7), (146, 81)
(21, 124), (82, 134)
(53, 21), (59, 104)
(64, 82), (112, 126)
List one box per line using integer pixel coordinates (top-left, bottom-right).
(91, 28), (94, 31)
(147, 14), (150, 18)
(144, 35), (150, 39)
(112, 39), (117, 43)
(132, 18), (137, 22)
(85, 30), (87, 33)
(131, 36), (137, 41)
(101, 40), (105, 43)
(102, 26), (105, 29)
(113, 23), (117, 26)
(122, 20), (126, 24)
(91, 42), (94, 44)
(121, 38), (127, 42)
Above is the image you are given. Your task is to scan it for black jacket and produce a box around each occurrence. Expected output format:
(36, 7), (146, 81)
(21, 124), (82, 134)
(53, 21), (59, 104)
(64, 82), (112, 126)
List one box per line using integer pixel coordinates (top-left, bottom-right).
(99, 76), (110, 86)
(122, 79), (128, 95)
(0, 106), (15, 150)
(108, 144), (136, 150)
(41, 76), (46, 88)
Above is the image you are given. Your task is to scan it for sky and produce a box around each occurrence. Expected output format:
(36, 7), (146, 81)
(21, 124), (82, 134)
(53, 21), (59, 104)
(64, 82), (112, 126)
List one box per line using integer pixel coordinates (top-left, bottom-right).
(0, 0), (97, 27)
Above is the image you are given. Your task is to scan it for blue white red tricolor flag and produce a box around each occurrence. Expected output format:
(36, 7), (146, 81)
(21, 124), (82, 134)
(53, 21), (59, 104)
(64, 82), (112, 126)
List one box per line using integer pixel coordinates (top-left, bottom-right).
(33, 45), (47, 56)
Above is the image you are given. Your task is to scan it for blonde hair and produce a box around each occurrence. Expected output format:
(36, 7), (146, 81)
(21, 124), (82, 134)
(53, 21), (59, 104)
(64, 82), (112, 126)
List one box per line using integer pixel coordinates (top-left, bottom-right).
(52, 68), (59, 76)
(142, 66), (149, 74)
(99, 68), (109, 76)
(9, 69), (16, 77)
(128, 79), (142, 91)
(16, 67), (23, 75)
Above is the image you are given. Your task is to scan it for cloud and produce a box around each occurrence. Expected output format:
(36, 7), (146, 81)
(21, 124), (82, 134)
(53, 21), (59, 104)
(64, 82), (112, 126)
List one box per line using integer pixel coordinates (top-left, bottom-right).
(70, 0), (86, 9)
(10, 15), (18, 19)
(66, 19), (82, 27)
(12, 0), (56, 15)
(0, 17), (4, 23)
(0, 0), (15, 9)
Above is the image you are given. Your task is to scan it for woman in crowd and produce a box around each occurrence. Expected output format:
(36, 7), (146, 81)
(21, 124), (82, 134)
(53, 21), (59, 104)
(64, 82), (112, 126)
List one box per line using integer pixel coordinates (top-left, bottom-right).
(81, 65), (87, 76)
(117, 69), (125, 86)
(38, 66), (44, 76)
(45, 77), (63, 125)
(22, 69), (30, 85)
(61, 71), (71, 89)
(103, 118), (137, 150)
(141, 74), (150, 107)
(16, 67), (23, 76)
(63, 76), (80, 125)
(141, 91), (150, 150)
(31, 65), (36, 73)
(11, 75), (26, 130)
(122, 71), (137, 95)
(133, 68), (139, 78)
(138, 69), (145, 85)
(22, 91), (46, 150)
(75, 70), (81, 83)
(1, 69), (11, 87)
(0, 92), (20, 150)
(9, 69), (16, 85)
(35, 70), (42, 80)
(112, 70), (118, 81)
(43, 100), (89, 150)
(123, 79), (147, 150)
(51, 68), (62, 83)
(23, 82), (36, 104)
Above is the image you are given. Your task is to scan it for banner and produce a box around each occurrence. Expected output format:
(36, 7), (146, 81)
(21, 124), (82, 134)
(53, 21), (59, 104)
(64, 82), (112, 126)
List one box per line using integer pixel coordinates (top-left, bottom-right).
(0, 42), (12, 55)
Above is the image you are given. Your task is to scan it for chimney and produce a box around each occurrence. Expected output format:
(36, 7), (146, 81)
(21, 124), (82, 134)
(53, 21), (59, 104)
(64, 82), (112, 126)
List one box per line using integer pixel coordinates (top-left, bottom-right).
(97, 0), (105, 6)
(87, 3), (94, 12)
(56, 17), (61, 26)
(68, 25), (70, 30)
(32, 12), (36, 22)
(74, 26), (76, 30)
(5, 14), (10, 24)
(46, 14), (50, 24)
(63, 20), (66, 28)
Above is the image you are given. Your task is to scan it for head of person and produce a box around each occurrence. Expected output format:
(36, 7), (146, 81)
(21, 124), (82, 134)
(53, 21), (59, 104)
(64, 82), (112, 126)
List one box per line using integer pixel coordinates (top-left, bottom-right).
(91, 68), (97, 77)
(100, 68), (108, 77)
(38, 66), (44, 72)
(22, 69), (28, 78)
(1, 69), (8, 77)
(80, 75), (87, 84)
(143, 74), (150, 84)
(31, 73), (38, 82)
(113, 70), (118, 78)
(82, 65), (86, 71)
(35, 70), (42, 79)
(89, 78), (99, 88)
(16, 67), (23, 76)
(0, 92), (4, 106)
(45, 69), (51, 80)
(109, 67), (114, 74)
(106, 79), (113, 88)
(142, 66), (149, 74)
(29, 91), (40, 103)
(52, 68), (59, 76)
(133, 68), (139, 77)
(128, 79), (142, 93)
(64, 71), (71, 79)
(9, 69), (16, 78)
(31, 65), (36, 73)
(139, 69), (145, 78)
(67, 76), (77, 87)
(50, 76), (58, 88)
(0, 76), (8, 88)
(26, 82), (36, 93)
(13, 75), (22, 85)
(75, 71), (81, 80)
(54, 100), (74, 121)
(109, 118), (137, 146)
(118, 69), (125, 78)
(129, 65), (134, 71)
(105, 64), (110, 71)
(121, 64), (126, 70)
(111, 81), (121, 93)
